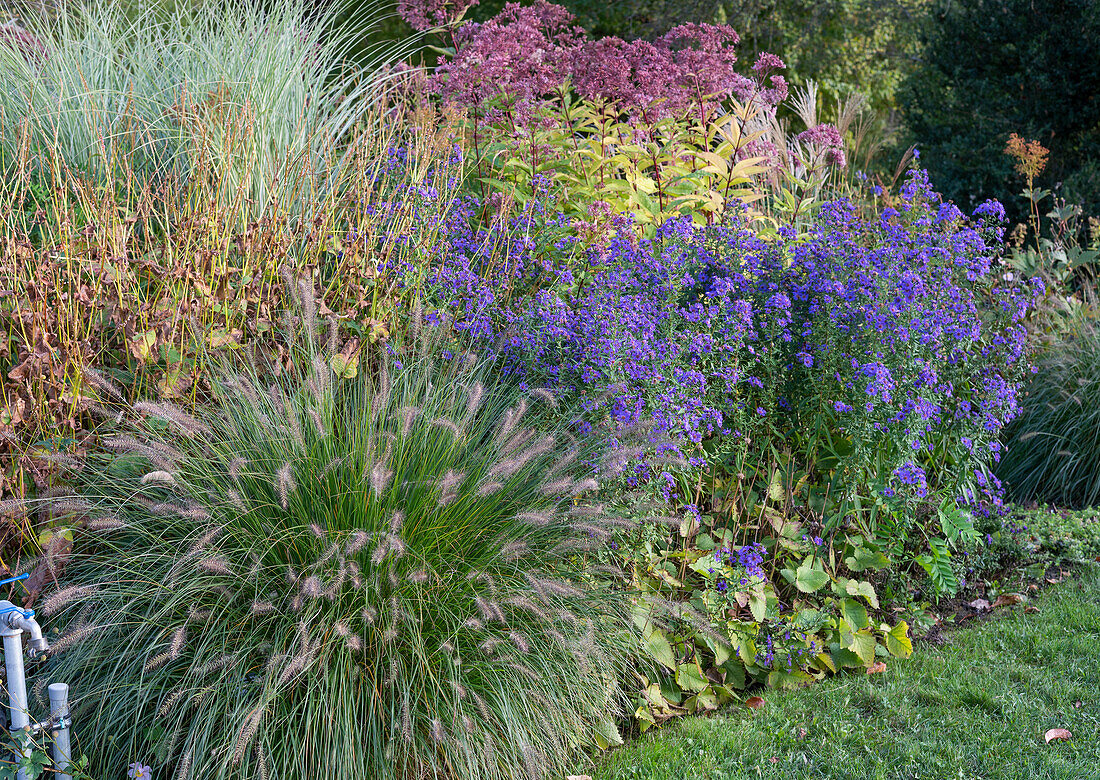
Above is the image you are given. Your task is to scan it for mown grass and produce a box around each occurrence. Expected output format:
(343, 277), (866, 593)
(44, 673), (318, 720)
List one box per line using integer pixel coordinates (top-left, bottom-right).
(593, 566), (1100, 780)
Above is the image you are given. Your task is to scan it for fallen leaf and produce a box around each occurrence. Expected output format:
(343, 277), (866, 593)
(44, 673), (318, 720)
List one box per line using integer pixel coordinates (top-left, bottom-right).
(769, 757), (779, 764)
(867, 662), (888, 674)
(745, 696), (765, 710)
(992, 593), (1025, 608)
(1044, 728), (1072, 744)
(1024, 606), (1040, 614)
(798, 727), (809, 739)
(968, 598), (991, 611)
(566, 776), (593, 780)
(1074, 701), (1083, 709)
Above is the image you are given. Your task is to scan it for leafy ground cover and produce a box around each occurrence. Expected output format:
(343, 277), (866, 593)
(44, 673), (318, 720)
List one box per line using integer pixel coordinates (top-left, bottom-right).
(592, 566), (1100, 780)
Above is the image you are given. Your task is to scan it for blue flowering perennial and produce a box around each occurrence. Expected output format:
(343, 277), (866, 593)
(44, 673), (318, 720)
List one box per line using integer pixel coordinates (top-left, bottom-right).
(392, 167), (1037, 531)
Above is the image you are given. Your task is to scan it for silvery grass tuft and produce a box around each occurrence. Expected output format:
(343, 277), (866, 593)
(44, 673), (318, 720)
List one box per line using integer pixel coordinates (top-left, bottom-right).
(38, 321), (636, 779)
(0, 0), (414, 224)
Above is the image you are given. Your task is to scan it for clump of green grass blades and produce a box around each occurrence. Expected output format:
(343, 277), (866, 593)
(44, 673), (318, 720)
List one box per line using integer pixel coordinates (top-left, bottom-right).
(0, 0), (408, 225)
(36, 327), (634, 780)
(998, 312), (1100, 507)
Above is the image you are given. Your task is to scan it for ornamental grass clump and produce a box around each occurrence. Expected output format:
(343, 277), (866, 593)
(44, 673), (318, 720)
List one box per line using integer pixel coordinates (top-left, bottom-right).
(998, 313), (1100, 507)
(39, 329), (633, 779)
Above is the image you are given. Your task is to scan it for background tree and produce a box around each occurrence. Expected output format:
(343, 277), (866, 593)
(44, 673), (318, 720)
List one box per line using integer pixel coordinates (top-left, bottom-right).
(898, 0), (1100, 221)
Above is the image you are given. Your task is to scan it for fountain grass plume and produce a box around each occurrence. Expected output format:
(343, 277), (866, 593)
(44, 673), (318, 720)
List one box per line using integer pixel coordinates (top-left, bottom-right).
(41, 326), (635, 780)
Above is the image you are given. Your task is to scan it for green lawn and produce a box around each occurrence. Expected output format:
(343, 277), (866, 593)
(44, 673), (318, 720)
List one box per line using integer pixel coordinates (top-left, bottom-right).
(594, 567), (1100, 780)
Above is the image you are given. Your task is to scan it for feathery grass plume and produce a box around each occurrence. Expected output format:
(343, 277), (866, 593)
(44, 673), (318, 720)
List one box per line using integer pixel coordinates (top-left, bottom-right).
(80, 367), (125, 401)
(370, 461), (393, 498)
(41, 495), (95, 518)
(431, 417), (464, 440)
(399, 405), (421, 438)
(183, 527), (224, 561)
(345, 530), (370, 554)
(476, 481), (504, 497)
(275, 462), (296, 510)
(228, 458), (248, 480)
(308, 408), (326, 437)
(102, 436), (176, 470)
(227, 490), (246, 511)
(142, 471), (177, 486)
(494, 400), (527, 447)
(133, 401), (211, 437)
(48, 622), (95, 656)
(233, 707), (265, 766)
(176, 749), (194, 780)
(200, 558), (233, 576)
(40, 328), (636, 780)
(436, 469), (464, 506)
(527, 388), (558, 409)
(464, 381), (485, 420)
(32, 450), (84, 473)
(320, 455), (346, 479)
(40, 584), (98, 616)
(516, 509), (555, 527)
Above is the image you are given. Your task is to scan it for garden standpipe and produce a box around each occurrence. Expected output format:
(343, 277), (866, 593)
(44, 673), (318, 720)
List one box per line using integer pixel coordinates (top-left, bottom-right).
(1, 600), (46, 780)
(0, 576), (72, 780)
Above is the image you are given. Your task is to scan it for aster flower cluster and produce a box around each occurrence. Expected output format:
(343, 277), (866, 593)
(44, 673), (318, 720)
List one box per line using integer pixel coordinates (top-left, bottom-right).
(706, 542), (768, 593)
(378, 156), (1037, 518)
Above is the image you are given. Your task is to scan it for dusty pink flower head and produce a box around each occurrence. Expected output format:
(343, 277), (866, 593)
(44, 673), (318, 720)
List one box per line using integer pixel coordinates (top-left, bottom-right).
(797, 123), (847, 167)
(661, 24), (741, 119)
(431, 0), (580, 124)
(398, 0), (480, 31)
(751, 52), (786, 76)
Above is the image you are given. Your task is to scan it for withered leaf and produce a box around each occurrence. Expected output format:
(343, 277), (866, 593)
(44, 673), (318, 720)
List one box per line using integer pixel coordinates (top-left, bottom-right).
(1044, 728), (1072, 744)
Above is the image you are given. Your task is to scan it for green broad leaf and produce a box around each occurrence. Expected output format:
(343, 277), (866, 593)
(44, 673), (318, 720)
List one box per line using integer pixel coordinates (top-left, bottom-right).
(686, 688), (720, 713)
(840, 598), (869, 631)
(794, 564), (830, 593)
(749, 591), (768, 621)
(696, 533), (716, 552)
(732, 633), (757, 665)
(813, 651), (837, 674)
(634, 704), (657, 732)
(721, 658), (747, 689)
(766, 668), (815, 689)
(591, 717), (623, 750)
(845, 546), (891, 573)
(767, 472), (784, 501)
(676, 662), (710, 693)
(644, 628), (677, 671)
(841, 628), (878, 665)
(830, 645), (865, 669)
(701, 633), (732, 667)
(845, 579), (880, 609)
(885, 621), (913, 658)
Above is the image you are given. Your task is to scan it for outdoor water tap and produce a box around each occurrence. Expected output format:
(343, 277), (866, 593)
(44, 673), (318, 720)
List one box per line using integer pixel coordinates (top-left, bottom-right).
(0, 602), (49, 658)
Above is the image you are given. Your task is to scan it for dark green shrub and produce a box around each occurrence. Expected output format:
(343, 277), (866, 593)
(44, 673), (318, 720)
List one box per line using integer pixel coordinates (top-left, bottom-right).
(998, 314), (1100, 507)
(898, 0), (1100, 222)
(38, 328), (633, 779)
